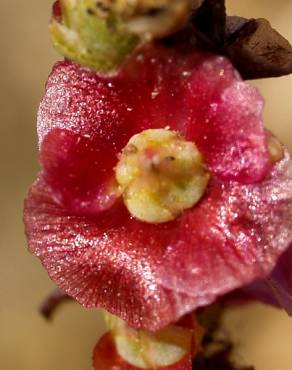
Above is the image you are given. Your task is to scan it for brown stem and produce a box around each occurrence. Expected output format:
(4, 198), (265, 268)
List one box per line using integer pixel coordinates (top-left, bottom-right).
(40, 288), (73, 320)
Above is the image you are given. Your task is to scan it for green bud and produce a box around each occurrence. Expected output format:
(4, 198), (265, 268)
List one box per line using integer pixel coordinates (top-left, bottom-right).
(50, 0), (139, 72)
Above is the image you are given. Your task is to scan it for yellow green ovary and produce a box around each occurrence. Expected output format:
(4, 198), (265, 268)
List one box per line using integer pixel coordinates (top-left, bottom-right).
(116, 129), (210, 224)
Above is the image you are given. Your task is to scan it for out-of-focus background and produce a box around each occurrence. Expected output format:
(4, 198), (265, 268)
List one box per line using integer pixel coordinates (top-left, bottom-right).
(0, 1), (291, 369)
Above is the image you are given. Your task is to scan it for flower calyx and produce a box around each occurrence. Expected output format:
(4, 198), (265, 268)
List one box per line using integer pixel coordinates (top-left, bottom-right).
(116, 129), (210, 224)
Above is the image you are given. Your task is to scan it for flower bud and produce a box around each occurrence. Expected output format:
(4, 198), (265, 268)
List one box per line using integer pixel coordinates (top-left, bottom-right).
(50, 0), (139, 72)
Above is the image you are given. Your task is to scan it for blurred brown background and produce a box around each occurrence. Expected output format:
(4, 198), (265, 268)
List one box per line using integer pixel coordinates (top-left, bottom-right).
(0, 1), (291, 369)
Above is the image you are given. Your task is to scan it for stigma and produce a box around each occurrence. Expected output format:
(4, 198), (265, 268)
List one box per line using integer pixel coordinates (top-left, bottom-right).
(116, 129), (210, 223)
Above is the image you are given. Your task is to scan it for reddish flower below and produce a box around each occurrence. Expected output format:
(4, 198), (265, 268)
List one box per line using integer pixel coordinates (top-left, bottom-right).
(93, 333), (192, 370)
(24, 43), (292, 330)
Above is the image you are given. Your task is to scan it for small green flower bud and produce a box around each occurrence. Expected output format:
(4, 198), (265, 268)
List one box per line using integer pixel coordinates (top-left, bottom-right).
(50, 0), (139, 72)
(50, 0), (195, 72)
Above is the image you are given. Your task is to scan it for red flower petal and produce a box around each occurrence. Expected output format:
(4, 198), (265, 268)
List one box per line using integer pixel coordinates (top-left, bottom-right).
(40, 128), (118, 214)
(155, 151), (292, 300)
(37, 60), (131, 213)
(186, 75), (271, 182)
(24, 152), (292, 330)
(37, 45), (270, 215)
(92, 332), (192, 370)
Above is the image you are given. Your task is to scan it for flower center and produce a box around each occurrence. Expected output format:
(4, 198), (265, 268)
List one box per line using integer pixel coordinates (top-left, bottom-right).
(116, 129), (210, 223)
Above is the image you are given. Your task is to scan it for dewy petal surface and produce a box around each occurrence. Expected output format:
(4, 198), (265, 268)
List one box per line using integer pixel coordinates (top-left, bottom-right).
(24, 151), (292, 330)
(40, 128), (119, 214)
(37, 44), (270, 215)
(181, 54), (271, 182)
(155, 151), (292, 301)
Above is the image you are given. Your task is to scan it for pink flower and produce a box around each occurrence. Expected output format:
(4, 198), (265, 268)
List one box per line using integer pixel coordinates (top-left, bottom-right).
(24, 43), (292, 331)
